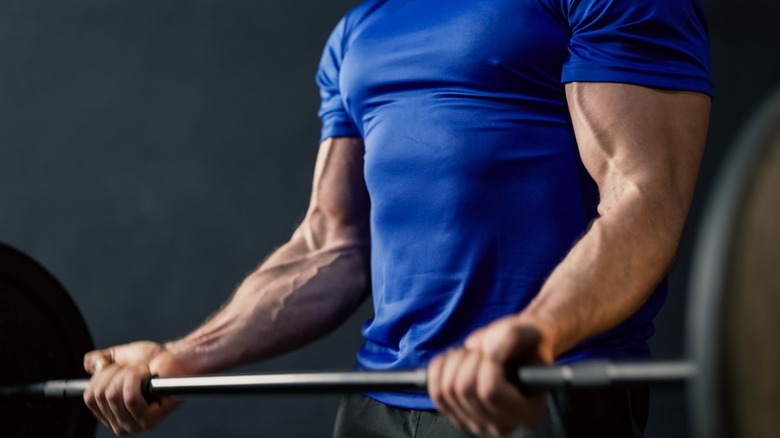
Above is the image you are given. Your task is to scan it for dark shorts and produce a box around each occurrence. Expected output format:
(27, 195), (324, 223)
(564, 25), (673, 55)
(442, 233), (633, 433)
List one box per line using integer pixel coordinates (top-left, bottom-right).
(332, 389), (648, 438)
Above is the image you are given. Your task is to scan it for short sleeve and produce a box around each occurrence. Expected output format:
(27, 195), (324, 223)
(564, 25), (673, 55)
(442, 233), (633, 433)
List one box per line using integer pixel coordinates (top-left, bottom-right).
(316, 17), (361, 143)
(561, 0), (712, 96)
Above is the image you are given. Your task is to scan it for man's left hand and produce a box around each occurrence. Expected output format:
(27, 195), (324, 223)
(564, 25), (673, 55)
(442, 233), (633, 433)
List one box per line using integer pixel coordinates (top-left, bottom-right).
(428, 316), (554, 437)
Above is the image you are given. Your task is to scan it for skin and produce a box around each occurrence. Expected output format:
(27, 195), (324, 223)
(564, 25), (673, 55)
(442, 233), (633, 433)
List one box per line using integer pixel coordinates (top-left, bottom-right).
(428, 82), (711, 436)
(84, 137), (373, 435)
(83, 82), (710, 436)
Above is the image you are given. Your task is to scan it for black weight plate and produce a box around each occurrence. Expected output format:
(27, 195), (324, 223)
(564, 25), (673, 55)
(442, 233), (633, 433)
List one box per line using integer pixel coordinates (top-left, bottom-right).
(0, 242), (96, 438)
(688, 86), (780, 438)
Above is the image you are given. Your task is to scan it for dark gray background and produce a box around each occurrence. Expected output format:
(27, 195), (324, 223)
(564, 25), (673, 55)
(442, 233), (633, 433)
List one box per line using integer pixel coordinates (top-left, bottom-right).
(1, 0), (777, 436)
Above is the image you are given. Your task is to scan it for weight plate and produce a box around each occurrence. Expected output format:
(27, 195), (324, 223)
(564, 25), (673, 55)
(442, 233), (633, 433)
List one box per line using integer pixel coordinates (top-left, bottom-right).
(688, 86), (780, 438)
(0, 242), (96, 438)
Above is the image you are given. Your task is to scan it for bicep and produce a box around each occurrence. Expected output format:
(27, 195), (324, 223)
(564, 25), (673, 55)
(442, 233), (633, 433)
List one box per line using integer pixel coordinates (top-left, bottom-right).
(565, 82), (711, 220)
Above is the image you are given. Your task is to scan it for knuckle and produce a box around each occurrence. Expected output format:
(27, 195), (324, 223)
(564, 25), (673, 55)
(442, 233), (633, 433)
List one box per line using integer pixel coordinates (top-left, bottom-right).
(125, 396), (148, 417)
(499, 323), (521, 343)
(477, 381), (502, 404)
(83, 390), (95, 406)
(105, 387), (123, 404)
(84, 395), (98, 409)
(454, 378), (477, 399)
(125, 392), (144, 408)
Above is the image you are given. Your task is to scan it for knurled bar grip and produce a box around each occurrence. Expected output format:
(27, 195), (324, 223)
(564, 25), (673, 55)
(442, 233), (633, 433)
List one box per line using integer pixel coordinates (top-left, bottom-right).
(0, 361), (696, 400)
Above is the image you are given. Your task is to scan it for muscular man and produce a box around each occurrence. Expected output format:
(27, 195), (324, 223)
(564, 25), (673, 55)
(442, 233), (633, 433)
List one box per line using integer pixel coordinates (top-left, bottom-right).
(83, 0), (712, 436)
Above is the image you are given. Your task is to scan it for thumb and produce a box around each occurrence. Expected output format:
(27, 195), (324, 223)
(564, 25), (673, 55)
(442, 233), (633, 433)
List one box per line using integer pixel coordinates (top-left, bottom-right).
(83, 348), (114, 375)
(483, 322), (543, 364)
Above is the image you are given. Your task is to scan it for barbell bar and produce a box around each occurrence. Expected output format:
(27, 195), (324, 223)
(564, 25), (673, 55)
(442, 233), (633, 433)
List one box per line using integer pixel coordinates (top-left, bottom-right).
(0, 238), (700, 438)
(0, 360), (696, 401)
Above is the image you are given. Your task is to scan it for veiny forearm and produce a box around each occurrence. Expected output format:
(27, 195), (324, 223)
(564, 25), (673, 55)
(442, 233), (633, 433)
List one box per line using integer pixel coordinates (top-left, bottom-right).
(520, 187), (687, 360)
(164, 231), (369, 374)
(517, 83), (710, 361)
(164, 137), (371, 374)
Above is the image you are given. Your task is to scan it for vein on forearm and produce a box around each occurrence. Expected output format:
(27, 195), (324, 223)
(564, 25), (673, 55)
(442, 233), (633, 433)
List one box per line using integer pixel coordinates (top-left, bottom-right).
(523, 175), (688, 358)
(165, 136), (372, 374)
(167, 239), (369, 373)
(520, 83), (709, 359)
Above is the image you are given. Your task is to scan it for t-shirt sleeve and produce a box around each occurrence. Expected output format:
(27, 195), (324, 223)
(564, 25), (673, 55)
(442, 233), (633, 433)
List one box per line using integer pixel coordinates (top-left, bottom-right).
(561, 0), (712, 96)
(315, 17), (361, 143)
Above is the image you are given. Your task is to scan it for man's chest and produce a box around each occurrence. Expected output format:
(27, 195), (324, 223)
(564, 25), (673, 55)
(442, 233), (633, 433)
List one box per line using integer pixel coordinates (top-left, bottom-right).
(338, 0), (571, 115)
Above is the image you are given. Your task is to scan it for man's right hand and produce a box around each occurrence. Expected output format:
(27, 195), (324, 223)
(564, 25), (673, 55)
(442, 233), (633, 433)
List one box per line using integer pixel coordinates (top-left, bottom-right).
(83, 341), (191, 436)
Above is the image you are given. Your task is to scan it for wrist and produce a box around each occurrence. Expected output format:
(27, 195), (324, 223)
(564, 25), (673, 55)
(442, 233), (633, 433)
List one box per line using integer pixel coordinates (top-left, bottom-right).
(161, 339), (203, 374)
(512, 313), (558, 364)
(163, 335), (240, 375)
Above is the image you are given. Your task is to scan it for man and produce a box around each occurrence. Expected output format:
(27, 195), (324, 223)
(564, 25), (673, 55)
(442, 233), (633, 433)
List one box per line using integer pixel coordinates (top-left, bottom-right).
(83, 0), (712, 436)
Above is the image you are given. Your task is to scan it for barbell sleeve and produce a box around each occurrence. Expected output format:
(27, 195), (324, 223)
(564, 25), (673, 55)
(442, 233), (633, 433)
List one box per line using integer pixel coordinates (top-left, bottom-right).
(0, 380), (90, 399)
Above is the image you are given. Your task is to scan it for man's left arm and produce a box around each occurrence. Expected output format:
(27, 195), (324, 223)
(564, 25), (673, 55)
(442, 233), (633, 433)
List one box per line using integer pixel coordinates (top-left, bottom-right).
(428, 82), (711, 436)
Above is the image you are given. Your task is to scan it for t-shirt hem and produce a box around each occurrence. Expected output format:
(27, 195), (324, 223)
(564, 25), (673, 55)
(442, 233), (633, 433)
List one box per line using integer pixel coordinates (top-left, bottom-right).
(562, 63), (713, 97)
(319, 123), (361, 143)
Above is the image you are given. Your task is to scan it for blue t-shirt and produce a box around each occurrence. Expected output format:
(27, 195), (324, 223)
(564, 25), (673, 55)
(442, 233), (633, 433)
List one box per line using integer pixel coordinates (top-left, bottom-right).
(316, 0), (711, 410)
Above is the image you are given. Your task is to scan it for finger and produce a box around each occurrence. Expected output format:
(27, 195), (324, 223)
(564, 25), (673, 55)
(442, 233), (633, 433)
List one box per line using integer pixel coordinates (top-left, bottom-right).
(438, 349), (479, 432)
(451, 350), (493, 434)
(429, 352), (467, 430)
(84, 349), (114, 374)
(120, 370), (152, 432)
(102, 368), (140, 435)
(479, 357), (548, 436)
(90, 365), (146, 435)
(428, 354), (446, 410)
(463, 326), (487, 350)
(483, 321), (542, 363)
(141, 397), (180, 431)
(476, 357), (524, 436)
(88, 365), (121, 431)
(84, 379), (110, 430)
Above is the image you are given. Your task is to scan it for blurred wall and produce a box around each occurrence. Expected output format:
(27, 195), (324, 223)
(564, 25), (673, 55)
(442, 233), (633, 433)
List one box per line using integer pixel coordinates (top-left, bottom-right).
(0, 1), (777, 437)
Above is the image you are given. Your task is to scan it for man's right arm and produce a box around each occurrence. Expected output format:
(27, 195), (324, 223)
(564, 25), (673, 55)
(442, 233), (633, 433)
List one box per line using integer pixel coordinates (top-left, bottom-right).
(83, 136), (370, 435)
(165, 136), (371, 372)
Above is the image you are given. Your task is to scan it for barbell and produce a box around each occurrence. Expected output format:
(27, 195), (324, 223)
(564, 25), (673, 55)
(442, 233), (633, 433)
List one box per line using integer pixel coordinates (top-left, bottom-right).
(0, 239), (696, 438)
(2, 87), (779, 438)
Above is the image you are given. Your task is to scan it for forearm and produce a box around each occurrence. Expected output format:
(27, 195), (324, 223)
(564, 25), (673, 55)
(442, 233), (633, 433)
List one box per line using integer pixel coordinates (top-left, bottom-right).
(515, 83), (711, 361)
(165, 137), (371, 374)
(519, 188), (688, 360)
(165, 230), (369, 374)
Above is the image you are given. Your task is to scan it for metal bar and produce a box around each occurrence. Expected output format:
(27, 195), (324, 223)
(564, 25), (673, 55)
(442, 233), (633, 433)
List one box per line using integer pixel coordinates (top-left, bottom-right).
(0, 380), (90, 400)
(147, 369), (429, 397)
(517, 361), (697, 388)
(0, 360), (696, 400)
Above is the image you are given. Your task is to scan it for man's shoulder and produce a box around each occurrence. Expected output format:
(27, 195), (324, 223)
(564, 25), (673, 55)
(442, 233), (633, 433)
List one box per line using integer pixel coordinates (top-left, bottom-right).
(342, 0), (388, 28)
